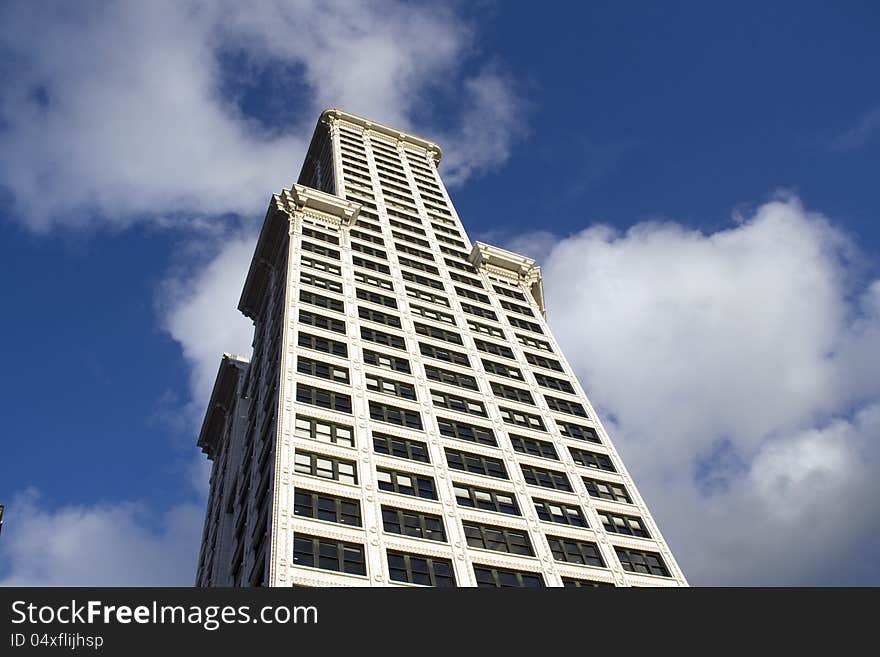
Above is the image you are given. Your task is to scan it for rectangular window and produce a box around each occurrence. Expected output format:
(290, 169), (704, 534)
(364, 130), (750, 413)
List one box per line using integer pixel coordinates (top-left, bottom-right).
(615, 547), (671, 577)
(583, 477), (632, 503)
(445, 258), (477, 274)
(356, 288), (397, 308)
(545, 395), (589, 418)
(301, 240), (340, 260)
(299, 289), (344, 313)
(300, 226), (340, 245)
(353, 270), (394, 291)
(525, 352), (564, 372)
(366, 373), (417, 401)
(401, 269), (444, 290)
(473, 566), (544, 588)
(569, 447), (616, 472)
(389, 218), (426, 235)
(300, 272), (343, 293)
(395, 243), (435, 261)
(355, 218), (382, 232)
(562, 577), (614, 588)
(493, 285), (527, 301)
(431, 389), (487, 417)
(411, 305), (457, 326)
(453, 483), (520, 515)
(499, 407), (546, 431)
(435, 233), (466, 249)
(517, 334), (553, 352)
(387, 552), (455, 587)
(292, 535), (365, 575)
(294, 416), (354, 448)
(558, 422), (601, 444)
(348, 228), (384, 245)
(449, 271), (484, 288)
(294, 451), (357, 484)
(520, 464), (571, 491)
(376, 467), (437, 499)
(351, 241), (387, 260)
(474, 339), (515, 359)
(508, 316), (543, 333)
(509, 434), (558, 460)
(534, 373), (575, 394)
(445, 448), (508, 479)
(294, 490), (361, 526)
(406, 287), (449, 307)
(455, 286), (491, 304)
(547, 536), (605, 567)
(599, 511), (650, 538)
(299, 310), (345, 335)
(297, 356), (350, 384)
(460, 302), (497, 321)
(437, 417), (497, 446)
(481, 359), (524, 381)
(533, 499), (587, 527)
(361, 327), (406, 350)
(352, 255), (391, 275)
(500, 299), (535, 317)
(382, 506), (447, 542)
(419, 342), (470, 367)
(358, 306), (401, 328)
(491, 381), (534, 405)
(296, 384), (352, 414)
(373, 433), (430, 463)
(462, 521), (533, 556)
(369, 401), (423, 430)
(467, 320), (505, 338)
(363, 348), (411, 373)
(298, 332), (348, 357)
(301, 255), (342, 276)
(414, 322), (462, 344)
(423, 365), (478, 391)
(397, 256), (439, 275)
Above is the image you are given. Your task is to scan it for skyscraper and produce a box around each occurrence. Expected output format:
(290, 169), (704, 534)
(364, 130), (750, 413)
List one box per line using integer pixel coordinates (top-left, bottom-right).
(195, 109), (687, 588)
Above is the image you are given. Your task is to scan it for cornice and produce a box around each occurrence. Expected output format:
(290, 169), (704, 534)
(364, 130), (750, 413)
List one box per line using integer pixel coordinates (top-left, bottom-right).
(320, 107), (442, 164)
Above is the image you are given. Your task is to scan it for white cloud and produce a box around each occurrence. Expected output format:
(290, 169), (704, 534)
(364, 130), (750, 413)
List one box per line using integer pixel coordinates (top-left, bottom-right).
(0, 489), (203, 586)
(530, 196), (880, 584)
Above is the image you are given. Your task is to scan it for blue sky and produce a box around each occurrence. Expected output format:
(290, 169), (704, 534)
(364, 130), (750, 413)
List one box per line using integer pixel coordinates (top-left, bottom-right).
(1, 1), (879, 585)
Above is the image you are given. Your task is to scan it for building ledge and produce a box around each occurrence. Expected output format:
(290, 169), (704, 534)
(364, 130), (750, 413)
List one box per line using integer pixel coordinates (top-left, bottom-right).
(469, 241), (546, 317)
(197, 353), (249, 459)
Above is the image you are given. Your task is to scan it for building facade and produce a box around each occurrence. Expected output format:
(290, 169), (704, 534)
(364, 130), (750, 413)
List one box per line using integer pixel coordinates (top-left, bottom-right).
(195, 109), (687, 588)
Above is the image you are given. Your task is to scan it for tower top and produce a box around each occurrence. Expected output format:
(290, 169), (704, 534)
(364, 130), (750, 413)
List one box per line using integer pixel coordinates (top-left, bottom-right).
(319, 108), (443, 164)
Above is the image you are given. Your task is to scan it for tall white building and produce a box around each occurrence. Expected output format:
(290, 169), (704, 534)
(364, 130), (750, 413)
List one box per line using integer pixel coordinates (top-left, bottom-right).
(195, 109), (687, 588)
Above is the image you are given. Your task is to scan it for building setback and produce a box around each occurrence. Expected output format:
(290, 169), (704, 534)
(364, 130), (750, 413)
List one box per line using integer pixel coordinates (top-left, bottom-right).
(195, 109), (687, 588)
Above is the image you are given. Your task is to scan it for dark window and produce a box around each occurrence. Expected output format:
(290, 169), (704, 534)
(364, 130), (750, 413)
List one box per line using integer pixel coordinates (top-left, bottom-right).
(300, 272), (343, 293)
(294, 490), (361, 526)
(533, 499), (587, 526)
(382, 507), (446, 542)
(294, 451), (357, 484)
(366, 373), (417, 401)
(449, 271), (484, 288)
(509, 434), (558, 460)
(547, 537), (606, 567)
(296, 384), (352, 413)
(376, 467), (437, 499)
(299, 310), (345, 334)
(352, 255), (391, 275)
(358, 306), (401, 328)
(545, 395), (589, 418)
(437, 418), (497, 446)
(525, 352), (564, 372)
(473, 566), (544, 588)
(467, 320), (505, 338)
(369, 401), (423, 430)
(401, 269), (444, 290)
(463, 521), (533, 556)
(424, 365), (478, 391)
(482, 359), (524, 380)
(493, 285), (527, 301)
(389, 218), (426, 235)
(373, 433), (430, 463)
(297, 356), (350, 384)
(301, 226), (340, 245)
(445, 258), (477, 274)
(431, 390), (487, 417)
(414, 322), (462, 344)
(583, 477), (632, 503)
(460, 303), (498, 321)
(301, 241), (340, 260)
(298, 332), (347, 357)
(520, 464), (571, 491)
(387, 552), (456, 587)
(398, 256), (439, 275)
(349, 228), (384, 245)
(569, 447), (616, 472)
(518, 334), (554, 352)
(558, 422), (601, 444)
(615, 547), (671, 577)
(599, 511), (650, 538)
(351, 241), (387, 260)
(301, 255), (342, 276)
(395, 243), (435, 261)
(294, 416), (354, 448)
(363, 348), (411, 373)
(293, 535), (365, 575)
(562, 577), (615, 588)
(500, 299), (535, 317)
(499, 407), (546, 431)
(491, 381), (534, 405)
(419, 342), (470, 367)
(406, 287), (449, 307)
(455, 286), (491, 304)
(534, 373), (575, 394)
(507, 315), (543, 333)
(300, 289), (344, 313)
(453, 483), (520, 515)
(356, 288), (397, 308)
(353, 270), (394, 291)
(474, 339), (515, 359)
(411, 305), (456, 325)
(445, 448), (508, 479)
(361, 327), (406, 350)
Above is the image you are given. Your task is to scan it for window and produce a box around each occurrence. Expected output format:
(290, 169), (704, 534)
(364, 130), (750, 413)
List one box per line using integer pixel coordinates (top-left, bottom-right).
(387, 552), (455, 587)
(455, 286), (491, 304)
(467, 320), (505, 338)
(389, 218), (426, 235)
(401, 269), (444, 290)
(299, 310), (345, 335)
(474, 339), (515, 360)
(293, 535), (365, 575)
(460, 303), (497, 321)
(473, 566), (544, 588)
(296, 384), (352, 414)
(431, 389), (487, 417)
(615, 547), (671, 577)
(348, 228), (384, 245)
(361, 327), (406, 350)
(298, 332), (347, 357)
(500, 299), (535, 317)
(445, 448), (508, 479)
(353, 270), (394, 291)
(507, 316), (543, 333)
(599, 511), (650, 538)
(414, 322), (461, 344)
(406, 287), (449, 307)
(437, 418), (497, 446)
(558, 422), (601, 444)
(509, 434), (558, 460)
(369, 401), (423, 430)
(525, 352), (564, 371)
(491, 381), (534, 405)
(382, 507), (446, 542)
(373, 433), (430, 463)
(363, 349), (411, 374)
(301, 226), (340, 245)
(352, 255), (390, 275)
(423, 365), (478, 391)
(301, 241), (340, 260)
(294, 490), (361, 526)
(482, 359), (524, 381)
(582, 477), (632, 503)
(499, 407), (546, 431)
(517, 334), (553, 351)
(534, 373), (575, 394)
(569, 447), (616, 472)
(444, 258), (477, 273)
(453, 483), (520, 515)
(395, 243), (434, 261)
(547, 537), (605, 567)
(301, 255), (342, 276)
(463, 521), (533, 556)
(435, 233), (465, 249)
(419, 342), (470, 367)
(350, 241), (387, 260)
(299, 289), (344, 313)
(397, 256), (439, 275)
(294, 451), (357, 484)
(366, 373), (417, 401)
(355, 218), (382, 232)
(356, 288), (397, 308)
(520, 464), (571, 491)
(297, 356), (350, 384)
(449, 271), (484, 288)
(358, 306), (401, 328)
(300, 272), (343, 293)
(294, 416), (354, 448)
(545, 396), (588, 418)
(493, 285), (527, 301)
(533, 499), (587, 526)
(411, 306), (456, 326)
(376, 467), (437, 499)
(562, 578), (614, 588)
